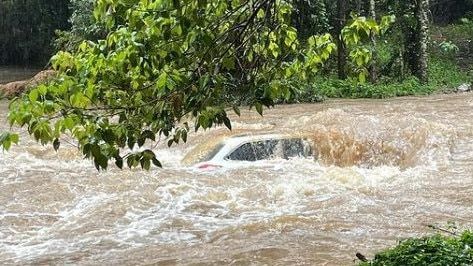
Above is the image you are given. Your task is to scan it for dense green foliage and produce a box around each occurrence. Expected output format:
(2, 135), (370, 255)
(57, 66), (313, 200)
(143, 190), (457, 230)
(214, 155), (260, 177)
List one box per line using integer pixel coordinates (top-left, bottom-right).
(358, 230), (473, 265)
(2, 0), (340, 170)
(1, 0), (472, 70)
(292, 55), (469, 100)
(54, 0), (107, 52)
(0, 0), (70, 66)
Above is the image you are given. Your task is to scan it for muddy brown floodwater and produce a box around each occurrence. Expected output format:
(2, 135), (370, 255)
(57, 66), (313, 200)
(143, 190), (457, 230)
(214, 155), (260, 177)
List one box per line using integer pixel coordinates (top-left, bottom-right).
(1, 93), (473, 265)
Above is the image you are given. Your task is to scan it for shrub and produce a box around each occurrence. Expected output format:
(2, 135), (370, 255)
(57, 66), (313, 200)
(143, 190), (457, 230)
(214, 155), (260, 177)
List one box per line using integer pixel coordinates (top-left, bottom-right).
(290, 52), (470, 102)
(358, 230), (473, 266)
(293, 75), (431, 100)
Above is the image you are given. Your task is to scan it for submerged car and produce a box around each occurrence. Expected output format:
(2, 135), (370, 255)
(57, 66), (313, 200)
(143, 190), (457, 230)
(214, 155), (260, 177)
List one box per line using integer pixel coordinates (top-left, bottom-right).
(182, 133), (315, 170)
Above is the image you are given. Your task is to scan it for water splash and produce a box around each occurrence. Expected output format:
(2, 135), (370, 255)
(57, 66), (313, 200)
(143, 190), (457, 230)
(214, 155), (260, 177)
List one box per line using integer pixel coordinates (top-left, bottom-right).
(290, 109), (456, 168)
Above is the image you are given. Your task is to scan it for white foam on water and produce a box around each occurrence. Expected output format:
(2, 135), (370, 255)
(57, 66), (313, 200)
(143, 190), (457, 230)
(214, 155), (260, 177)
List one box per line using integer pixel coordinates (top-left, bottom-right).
(1, 96), (473, 265)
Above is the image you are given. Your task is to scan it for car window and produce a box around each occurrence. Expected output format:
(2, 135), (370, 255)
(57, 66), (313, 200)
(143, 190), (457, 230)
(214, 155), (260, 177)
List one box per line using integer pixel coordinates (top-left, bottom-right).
(226, 138), (312, 161)
(226, 142), (255, 161)
(225, 142), (256, 161)
(282, 139), (313, 159)
(226, 140), (278, 161)
(195, 143), (225, 163)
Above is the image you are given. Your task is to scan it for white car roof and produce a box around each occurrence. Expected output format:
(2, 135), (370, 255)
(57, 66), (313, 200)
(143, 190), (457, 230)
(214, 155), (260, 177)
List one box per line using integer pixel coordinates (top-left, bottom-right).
(182, 132), (312, 166)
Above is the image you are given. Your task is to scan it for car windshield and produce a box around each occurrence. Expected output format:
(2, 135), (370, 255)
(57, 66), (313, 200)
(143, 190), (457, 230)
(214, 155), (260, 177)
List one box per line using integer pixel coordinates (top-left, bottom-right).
(225, 138), (312, 161)
(197, 142), (225, 163)
(181, 142), (225, 165)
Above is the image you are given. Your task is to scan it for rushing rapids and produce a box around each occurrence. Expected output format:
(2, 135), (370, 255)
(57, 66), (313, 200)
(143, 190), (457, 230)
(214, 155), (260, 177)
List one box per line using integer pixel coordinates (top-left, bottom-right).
(1, 93), (473, 265)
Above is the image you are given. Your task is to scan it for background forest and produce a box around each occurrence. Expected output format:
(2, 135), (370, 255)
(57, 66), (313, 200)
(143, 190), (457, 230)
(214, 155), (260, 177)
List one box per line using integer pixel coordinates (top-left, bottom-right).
(1, 0), (473, 99)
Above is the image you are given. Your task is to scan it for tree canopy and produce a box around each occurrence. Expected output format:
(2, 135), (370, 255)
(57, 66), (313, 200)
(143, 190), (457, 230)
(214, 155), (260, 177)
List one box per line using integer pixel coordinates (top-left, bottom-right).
(1, 0), (461, 170)
(2, 0), (338, 170)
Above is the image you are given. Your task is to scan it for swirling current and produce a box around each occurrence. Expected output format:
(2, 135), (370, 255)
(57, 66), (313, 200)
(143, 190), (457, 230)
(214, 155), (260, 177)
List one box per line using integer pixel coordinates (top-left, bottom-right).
(1, 93), (472, 265)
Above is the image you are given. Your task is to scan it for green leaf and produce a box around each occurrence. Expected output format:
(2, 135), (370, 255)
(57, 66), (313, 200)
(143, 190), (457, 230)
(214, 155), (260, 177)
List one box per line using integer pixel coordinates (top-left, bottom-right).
(53, 138), (60, 151)
(356, 56), (363, 66)
(255, 102), (263, 115)
(127, 154), (139, 168)
(127, 136), (136, 150)
(269, 42), (279, 58)
(83, 143), (92, 158)
(142, 149), (155, 160)
(63, 117), (75, 131)
(141, 158), (151, 170)
(233, 105), (241, 116)
(257, 9), (265, 19)
(137, 137), (146, 147)
(126, 155), (134, 168)
(181, 129), (187, 142)
(308, 36), (316, 47)
(284, 36), (291, 47)
(223, 116), (232, 130)
(152, 157), (162, 168)
(0, 132), (13, 150)
(2, 140), (11, 150)
(167, 138), (174, 147)
(284, 30), (297, 47)
(115, 156), (123, 169)
(29, 89), (39, 102)
(172, 25), (182, 36)
(94, 153), (108, 170)
(9, 133), (19, 144)
(101, 129), (114, 143)
(141, 130), (156, 141)
(78, 41), (88, 52)
(359, 71), (366, 83)
(156, 72), (167, 89)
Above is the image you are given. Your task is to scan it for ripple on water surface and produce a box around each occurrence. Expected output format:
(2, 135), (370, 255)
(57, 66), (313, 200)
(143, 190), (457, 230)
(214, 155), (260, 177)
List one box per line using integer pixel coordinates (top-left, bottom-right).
(0, 95), (473, 265)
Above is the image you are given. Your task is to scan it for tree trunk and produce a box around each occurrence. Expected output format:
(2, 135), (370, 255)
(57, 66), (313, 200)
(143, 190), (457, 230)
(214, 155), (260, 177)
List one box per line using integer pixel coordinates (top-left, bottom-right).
(415, 0), (429, 84)
(337, 0), (347, 80)
(369, 0), (377, 83)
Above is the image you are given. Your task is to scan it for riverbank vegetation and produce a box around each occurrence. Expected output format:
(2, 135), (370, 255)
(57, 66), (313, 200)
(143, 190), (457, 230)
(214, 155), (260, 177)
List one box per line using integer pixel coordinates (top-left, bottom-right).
(357, 227), (473, 265)
(1, 1), (472, 99)
(1, 0), (473, 170)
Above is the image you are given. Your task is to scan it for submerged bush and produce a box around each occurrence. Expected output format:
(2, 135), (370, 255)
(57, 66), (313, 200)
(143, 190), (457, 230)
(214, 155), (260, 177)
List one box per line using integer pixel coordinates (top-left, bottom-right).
(358, 230), (473, 266)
